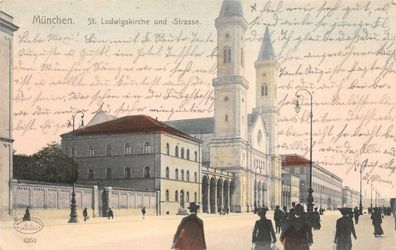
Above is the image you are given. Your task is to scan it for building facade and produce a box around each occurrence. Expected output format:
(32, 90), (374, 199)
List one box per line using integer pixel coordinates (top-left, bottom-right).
(61, 115), (202, 215)
(281, 170), (300, 209)
(0, 12), (18, 218)
(342, 186), (360, 208)
(282, 155), (343, 210)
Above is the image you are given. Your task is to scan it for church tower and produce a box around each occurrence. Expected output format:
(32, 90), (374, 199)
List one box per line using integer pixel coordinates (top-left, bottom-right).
(254, 27), (282, 207)
(210, 0), (249, 212)
(0, 12), (18, 217)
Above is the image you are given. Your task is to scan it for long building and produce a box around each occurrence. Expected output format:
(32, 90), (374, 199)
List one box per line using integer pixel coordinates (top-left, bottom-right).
(281, 154), (343, 210)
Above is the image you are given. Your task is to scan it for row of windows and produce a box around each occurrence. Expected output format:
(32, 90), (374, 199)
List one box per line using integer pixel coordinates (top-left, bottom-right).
(87, 167), (151, 179)
(73, 142), (153, 157)
(165, 190), (198, 203)
(165, 143), (198, 162)
(165, 167), (198, 182)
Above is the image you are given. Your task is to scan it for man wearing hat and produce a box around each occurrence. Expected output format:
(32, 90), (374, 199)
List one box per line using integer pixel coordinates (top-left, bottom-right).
(334, 208), (357, 250)
(252, 208), (277, 250)
(172, 202), (206, 250)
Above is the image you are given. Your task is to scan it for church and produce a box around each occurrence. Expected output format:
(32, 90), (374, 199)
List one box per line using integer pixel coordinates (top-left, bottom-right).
(61, 0), (282, 214)
(167, 0), (282, 212)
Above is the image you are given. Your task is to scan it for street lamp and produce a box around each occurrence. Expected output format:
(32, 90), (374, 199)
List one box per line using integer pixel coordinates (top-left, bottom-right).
(354, 162), (364, 215)
(68, 111), (84, 223)
(294, 88), (314, 214)
(254, 164), (261, 212)
(370, 181), (373, 212)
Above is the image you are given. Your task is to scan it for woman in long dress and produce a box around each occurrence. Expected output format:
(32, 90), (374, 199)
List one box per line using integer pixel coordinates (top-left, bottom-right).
(371, 207), (384, 237)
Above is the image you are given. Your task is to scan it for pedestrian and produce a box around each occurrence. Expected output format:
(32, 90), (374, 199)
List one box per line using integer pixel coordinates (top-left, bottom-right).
(274, 205), (283, 234)
(280, 204), (313, 250)
(23, 206), (31, 221)
(172, 202), (206, 250)
(254, 202), (258, 214)
(108, 208), (114, 219)
(280, 207), (289, 231)
(312, 207), (321, 230)
(371, 207), (384, 237)
(334, 208), (357, 250)
(83, 208), (88, 222)
(353, 207), (360, 224)
(141, 207), (146, 219)
(252, 208), (277, 250)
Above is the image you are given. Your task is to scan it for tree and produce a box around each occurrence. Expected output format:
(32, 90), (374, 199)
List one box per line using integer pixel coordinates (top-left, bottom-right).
(13, 143), (78, 184)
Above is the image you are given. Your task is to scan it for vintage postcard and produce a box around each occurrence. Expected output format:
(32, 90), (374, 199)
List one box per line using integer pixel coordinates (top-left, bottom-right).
(0, 0), (395, 249)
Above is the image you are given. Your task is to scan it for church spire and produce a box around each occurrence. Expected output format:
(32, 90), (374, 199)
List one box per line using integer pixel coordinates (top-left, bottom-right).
(257, 27), (275, 61)
(219, 0), (243, 17)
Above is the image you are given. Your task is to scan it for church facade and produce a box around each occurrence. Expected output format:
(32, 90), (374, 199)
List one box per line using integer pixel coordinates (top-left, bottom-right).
(166, 0), (282, 212)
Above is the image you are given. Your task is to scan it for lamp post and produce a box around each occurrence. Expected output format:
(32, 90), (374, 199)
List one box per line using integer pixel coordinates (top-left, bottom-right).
(355, 162), (364, 215)
(68, 111), (84, 223)
(294, 88), (314, 214)
(254, 164), (261, 212)
(370, 181), (373, 212)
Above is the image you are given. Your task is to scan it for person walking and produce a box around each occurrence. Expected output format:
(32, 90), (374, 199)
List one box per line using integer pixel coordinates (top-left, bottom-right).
(353, 207), (360, 224)
(334, 208), (357, 250)
(371, 207), (384, 237)
(252, 208), (277, 250)
(172, 202), (206, 250)
(23, 206), (31, 221)
(141, 207), (146, 219)
(83, 208), (88, 222)
(108, 208), (114, 220)
(312, 207), (321, 230)
(274, 206), (283, 234)
(280, 204), (313, 250)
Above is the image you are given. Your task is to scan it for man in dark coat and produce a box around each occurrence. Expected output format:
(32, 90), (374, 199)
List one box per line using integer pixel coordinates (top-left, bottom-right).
(334, 208), (357, 250)
(83, 208), (88, 222)
(371, 207), (384, 237)
(280, 204), (313, 250)
(252, 208), (276, 250)
(108, 208), (114, 219)
(172, 202), (206, 250)
(353, 207), (360, 224)
(274, 205), (283, 234)
(23, 206), (31, 221)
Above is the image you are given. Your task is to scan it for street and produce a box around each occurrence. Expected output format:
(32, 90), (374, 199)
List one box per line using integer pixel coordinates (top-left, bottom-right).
(0, 212), (395, 250)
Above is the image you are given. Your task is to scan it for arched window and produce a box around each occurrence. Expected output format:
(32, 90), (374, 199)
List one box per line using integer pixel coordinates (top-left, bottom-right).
(144, 167), (150, 178)
(186, 192), (190, 202)
(194, 192), (197, 202)
(88, 146), (95, 157)
(144, 142), (152, 154)
(175, 191), (179, 202)
(106, 168), (112, 179)
(261, 84), (268, 96)
(125, 143), (132, 155)
(181, 170), (184, 181)
(88, 169), (94, 179)
(125, 167), (131, 178)
(175, 169), (179, 180)
(223, 47), (231, 63)
(166, 143), (170, 155)
(194, 172), (197, 183)
(186, 149), (190, 160)
(181, 148), (185, 158)
(166, 190), (169, 201)
(175, 146), (179, 157)
(166, 167), (170, 179)
(186, 171), (190, 182)
(106, 145), (112, 156)
(194, 151), (198, 162)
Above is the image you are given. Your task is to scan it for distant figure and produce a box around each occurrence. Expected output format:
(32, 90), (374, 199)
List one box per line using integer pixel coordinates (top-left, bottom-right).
(252, 208), (276, 250)
(280, 206), (289, 231)
(312, 207), (321, 230)
(108, 208), (114, 219)
(23, 206), (31, 221)
(172, 202), (206, 250)
(254, 202), (258, 214)
(274, 205), (283, 234)
(353, 207), (360, 224)
(334, 208), (357, 250)
(141, 207), (146, 219)
(291, 202), (296, 210)
(371, 207), (384, 237)
(83, 208), (88, 222)
(280, 204), (313, 250)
